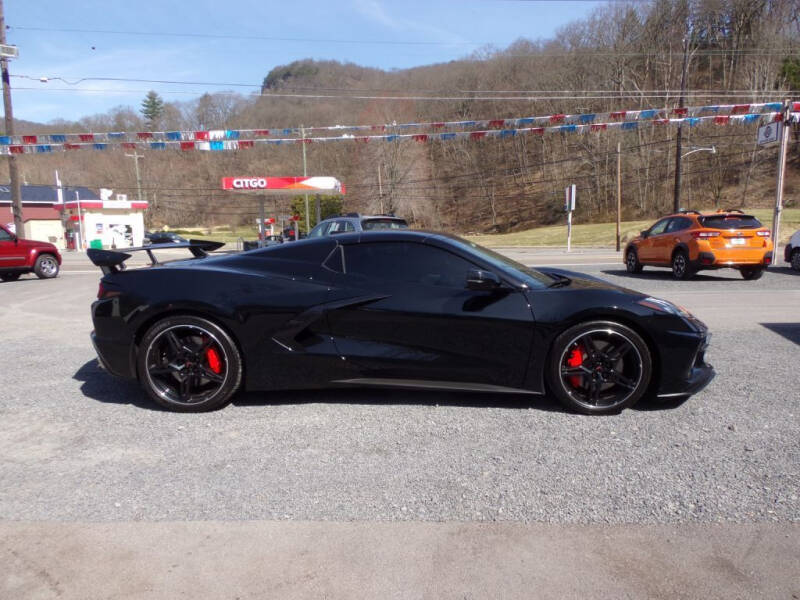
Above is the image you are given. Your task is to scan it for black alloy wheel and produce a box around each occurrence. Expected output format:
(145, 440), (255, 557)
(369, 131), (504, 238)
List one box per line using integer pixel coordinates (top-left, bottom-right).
(671, 250), (693, 280)
(137, 316), (242, 412)
(0, 272), (21, 282)
(791, 249), (800, 272)
(740, 266), (764, 280)
(626, 249), (643, 274)
(547, 321), (652, 415)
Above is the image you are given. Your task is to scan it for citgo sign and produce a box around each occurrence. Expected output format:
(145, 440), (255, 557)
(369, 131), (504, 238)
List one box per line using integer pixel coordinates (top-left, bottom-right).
(221, 177), (268, 190)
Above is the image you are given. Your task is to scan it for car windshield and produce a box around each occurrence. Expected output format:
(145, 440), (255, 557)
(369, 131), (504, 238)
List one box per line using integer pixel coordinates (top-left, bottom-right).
(699, 215), (762, 230)
(444, 236), (552, 289)
(361, 218), (408, 230)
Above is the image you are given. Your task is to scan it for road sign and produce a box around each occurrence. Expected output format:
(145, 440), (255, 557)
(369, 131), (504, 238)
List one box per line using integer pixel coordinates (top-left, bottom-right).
(757, 123), (780, 146)
(0, 44), (19, 59)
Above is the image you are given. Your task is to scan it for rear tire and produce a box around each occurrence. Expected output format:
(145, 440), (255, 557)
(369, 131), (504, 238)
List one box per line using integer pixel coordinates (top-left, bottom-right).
(625, 248), (643, 274)
(137, 315), (242, 412)
(671, 250), (694, 280)
(0, 272), (21, 282)
(791, 249), (800, 272)
(740, 267), (764, 280)
(546, 320), (652, 415)
(33, 254), (59, 279)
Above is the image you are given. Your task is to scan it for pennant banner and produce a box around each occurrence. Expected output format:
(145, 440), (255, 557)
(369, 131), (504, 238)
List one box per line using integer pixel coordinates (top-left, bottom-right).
(0, 102), (789, 147)
(0, 112), (791, 156)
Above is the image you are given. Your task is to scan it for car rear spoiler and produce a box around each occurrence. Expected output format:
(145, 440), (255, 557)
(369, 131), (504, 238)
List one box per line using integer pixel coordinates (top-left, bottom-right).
(87, 239), (225, 274)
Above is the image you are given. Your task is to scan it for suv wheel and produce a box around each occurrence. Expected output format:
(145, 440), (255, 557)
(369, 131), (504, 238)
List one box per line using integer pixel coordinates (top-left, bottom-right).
(740, 267), (764, 280)
(792, 249), (800, 272)
(625, 249), (643, 274)
(34, 254), (59, 279)
(671, 250), (694, 280)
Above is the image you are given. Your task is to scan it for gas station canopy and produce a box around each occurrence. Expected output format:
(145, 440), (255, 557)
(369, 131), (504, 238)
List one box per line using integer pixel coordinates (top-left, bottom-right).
(221, 176), (345, 195)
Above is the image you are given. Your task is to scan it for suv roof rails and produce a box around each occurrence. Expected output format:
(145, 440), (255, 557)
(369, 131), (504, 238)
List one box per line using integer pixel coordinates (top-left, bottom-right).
(677, 209), (701, 215)
(718, 208), (745, 214)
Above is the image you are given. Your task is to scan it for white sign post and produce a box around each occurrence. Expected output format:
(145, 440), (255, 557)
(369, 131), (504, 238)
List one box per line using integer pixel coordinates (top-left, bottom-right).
(564, 184), (576, 252)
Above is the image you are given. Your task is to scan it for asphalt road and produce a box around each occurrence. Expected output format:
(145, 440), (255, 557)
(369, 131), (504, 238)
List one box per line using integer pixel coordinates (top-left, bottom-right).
(2, 248), (799, 598)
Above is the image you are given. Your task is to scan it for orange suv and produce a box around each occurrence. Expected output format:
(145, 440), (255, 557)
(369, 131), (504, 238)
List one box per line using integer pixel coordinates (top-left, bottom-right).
(625, 210), (773, 280)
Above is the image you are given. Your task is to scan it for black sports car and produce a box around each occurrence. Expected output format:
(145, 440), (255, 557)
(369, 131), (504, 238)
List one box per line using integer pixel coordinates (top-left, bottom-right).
(87, 231), (714, 414)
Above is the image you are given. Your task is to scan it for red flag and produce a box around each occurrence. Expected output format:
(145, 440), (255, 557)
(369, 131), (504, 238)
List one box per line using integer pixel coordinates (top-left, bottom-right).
(239, 140), (254, 148)
(550, 114), (566, 124)
(714, 116), (730, 125)
(194, 131), (210, 140)
(590, 124), (607, 132)
(121, 142), (136, 149)
(137, 132), (153, 140)
(731, 104), (750, 115)
(22, 135), (37, 144)
(180, 141), (195, 151)
(488, 119), (504, 128)
(470, 131), (487, 140)
(254, 129), (270, 136)
(9, 145), (24, 154)
(79, 134), (94, 142)
(65, 143), (80, 150)
(412, 134), (429, 142)
(610, 111), (626, 120)
(530, 127), (544, 135)
(672, 107), (688, 117)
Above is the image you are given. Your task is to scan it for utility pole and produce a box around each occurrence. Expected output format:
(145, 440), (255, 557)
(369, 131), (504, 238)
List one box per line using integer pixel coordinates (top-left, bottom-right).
(616, 142), (622, 252)
(770, 100), (791, 262)
(672, 35), (690, 213)
(377, 163), (384, 214)
(125, 152), (144, 203)
(301, 125), (310, 232)
(0, 0), (22, 235)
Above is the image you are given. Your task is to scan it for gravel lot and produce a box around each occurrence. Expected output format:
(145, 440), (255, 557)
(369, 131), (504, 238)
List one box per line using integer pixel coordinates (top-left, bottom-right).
(1, 251), (799, 525)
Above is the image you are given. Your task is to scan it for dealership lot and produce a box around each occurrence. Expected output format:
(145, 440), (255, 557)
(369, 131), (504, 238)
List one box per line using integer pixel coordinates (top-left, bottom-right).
(2, 248), (799, 597)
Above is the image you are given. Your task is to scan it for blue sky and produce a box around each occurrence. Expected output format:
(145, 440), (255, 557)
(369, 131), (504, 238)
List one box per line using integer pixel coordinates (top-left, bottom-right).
(6, 0), (603, 123)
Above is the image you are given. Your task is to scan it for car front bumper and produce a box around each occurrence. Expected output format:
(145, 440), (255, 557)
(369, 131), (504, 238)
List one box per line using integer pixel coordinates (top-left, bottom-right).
(656, 330), (714, 398)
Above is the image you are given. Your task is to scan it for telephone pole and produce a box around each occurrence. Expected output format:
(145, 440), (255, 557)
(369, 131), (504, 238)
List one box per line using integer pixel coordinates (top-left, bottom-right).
(616, 142), (622, 252)
(0, 0), (23, 234)
(672, 35), (690, 213)
(125, 152), (144, 203)
(770, 100), (791, 261)
(301, 125), (309, 232)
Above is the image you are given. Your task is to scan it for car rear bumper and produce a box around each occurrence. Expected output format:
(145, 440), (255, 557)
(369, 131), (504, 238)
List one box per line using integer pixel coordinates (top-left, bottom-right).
(91, 330), (137, 380)
(692, 250), (772, 269)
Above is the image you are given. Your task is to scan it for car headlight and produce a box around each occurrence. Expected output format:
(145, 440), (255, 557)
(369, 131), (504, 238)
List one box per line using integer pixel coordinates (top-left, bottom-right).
(637, 296), (693, 318)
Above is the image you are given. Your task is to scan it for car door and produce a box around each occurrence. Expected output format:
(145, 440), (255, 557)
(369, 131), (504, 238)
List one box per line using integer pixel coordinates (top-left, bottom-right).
(662, 217), (692, 262)
(638, 218), (671, 263)
(0, 226), (26, 268)
(324, 240), (536, 389)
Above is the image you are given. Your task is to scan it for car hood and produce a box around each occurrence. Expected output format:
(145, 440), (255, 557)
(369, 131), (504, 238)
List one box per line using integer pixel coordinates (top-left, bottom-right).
(536, 266), (645, 297)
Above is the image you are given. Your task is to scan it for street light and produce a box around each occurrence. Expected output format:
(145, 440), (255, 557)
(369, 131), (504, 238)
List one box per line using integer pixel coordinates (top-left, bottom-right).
(676, 146), (716, 210)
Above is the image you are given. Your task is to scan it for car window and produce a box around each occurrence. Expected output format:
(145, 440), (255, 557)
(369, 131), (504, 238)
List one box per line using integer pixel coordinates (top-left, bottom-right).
(0, 227), (13, 242)
(699, 215), (763, 230)
(649, 219), (671, 236)
(343, 241), (476, 288)
(361, 218), (409, 230)
(342, 220), (356, 232)
(666, 217), (692, 233)
(308, 222), (328, 238)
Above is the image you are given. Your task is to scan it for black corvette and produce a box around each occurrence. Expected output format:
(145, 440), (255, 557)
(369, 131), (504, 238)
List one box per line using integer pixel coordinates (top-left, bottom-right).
(88, 231), (714, 414)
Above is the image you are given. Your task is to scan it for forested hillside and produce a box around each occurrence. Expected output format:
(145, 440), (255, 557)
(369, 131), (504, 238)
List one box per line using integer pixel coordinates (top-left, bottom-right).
(5, 0), (799, 232)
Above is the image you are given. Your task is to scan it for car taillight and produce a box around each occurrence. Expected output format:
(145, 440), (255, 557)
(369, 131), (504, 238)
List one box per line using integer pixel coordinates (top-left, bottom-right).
(97, 282), (120, 299)
(691, 231), (720, 238)
(757, 230), (771, 237)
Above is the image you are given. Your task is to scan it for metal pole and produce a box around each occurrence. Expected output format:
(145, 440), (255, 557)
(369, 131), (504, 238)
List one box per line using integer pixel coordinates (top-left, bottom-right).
(76, 190), (85, 250)
(672, 35), (690, 213)
(771, 100), (791, 262)
(616, 142), (622, 252)
(0, 0), (23, 235)
(315, 193), (321, 224)
(301, 125), (309, 232)
(378, 163), (384, 214)
(258, 198), (265, 248)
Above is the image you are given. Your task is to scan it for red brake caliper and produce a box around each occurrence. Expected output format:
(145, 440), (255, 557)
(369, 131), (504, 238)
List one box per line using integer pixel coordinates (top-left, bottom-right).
(205, 346), (223, 374)
(566, 345), (584, 388)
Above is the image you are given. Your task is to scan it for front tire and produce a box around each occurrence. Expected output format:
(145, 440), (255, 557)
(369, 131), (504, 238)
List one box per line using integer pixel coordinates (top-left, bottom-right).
(137, 315), (242, 412)
(33, 254), (59, 279)
(671, 250), (694, 280)
(546, 320), (652, 415)
(625, 248), (643, 274)
(740, 266), (764, 280)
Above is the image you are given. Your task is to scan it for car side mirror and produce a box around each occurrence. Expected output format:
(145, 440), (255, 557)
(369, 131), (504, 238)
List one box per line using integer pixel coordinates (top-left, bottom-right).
(640, 230), (649, 239)
(466, 269), (501, 291)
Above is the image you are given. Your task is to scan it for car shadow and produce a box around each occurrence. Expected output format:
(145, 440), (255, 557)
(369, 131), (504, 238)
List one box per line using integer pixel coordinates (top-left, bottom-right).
(766, 266), (799, 276)
(601, 268), (737, 282)
(75, 359), (689, 414)
(73, 359), (165, 411)
(760, 323), (800, 347)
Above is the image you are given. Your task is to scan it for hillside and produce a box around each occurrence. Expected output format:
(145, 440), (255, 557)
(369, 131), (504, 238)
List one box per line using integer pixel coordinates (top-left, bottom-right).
(2, 0), (798, 233)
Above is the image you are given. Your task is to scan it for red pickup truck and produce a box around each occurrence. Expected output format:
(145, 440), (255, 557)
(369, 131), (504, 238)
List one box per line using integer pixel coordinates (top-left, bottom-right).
(0, 223), (61, 281)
